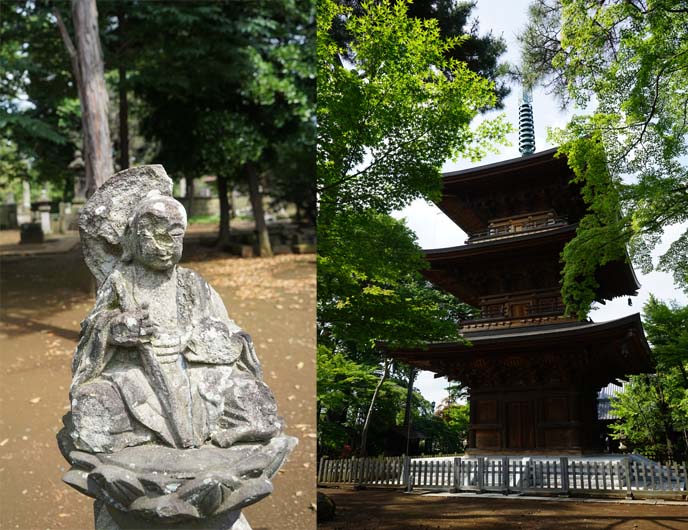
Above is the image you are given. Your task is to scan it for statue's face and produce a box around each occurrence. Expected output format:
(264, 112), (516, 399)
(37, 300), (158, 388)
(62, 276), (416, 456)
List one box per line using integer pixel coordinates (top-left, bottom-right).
(132, 200), (186, 271)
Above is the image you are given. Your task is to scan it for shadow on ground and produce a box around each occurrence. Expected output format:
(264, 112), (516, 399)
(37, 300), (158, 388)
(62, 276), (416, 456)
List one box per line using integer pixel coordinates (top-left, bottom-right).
(317, 488), (688, 530)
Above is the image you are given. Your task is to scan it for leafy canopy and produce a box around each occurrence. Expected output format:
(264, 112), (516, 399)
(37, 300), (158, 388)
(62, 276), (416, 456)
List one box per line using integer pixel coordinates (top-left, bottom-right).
(611, 297), (688, 461)
(318, 210), (475, 359)
(317, 0), (508, 457)
(521, 0), (688, 317)
(318, 0), (510, 218)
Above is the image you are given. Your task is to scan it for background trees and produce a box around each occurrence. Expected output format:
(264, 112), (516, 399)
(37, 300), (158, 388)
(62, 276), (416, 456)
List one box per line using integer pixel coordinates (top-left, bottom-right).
(317, 0), (509, 457)
(55, 0), (113, 195)
(1, 1), (315, 246)
(611, 297), (688, 462)
(520, 0), (688, 317)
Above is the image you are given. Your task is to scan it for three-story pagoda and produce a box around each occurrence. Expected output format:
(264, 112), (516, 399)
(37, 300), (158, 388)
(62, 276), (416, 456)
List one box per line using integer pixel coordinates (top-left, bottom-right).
(389, 143), (651, 455)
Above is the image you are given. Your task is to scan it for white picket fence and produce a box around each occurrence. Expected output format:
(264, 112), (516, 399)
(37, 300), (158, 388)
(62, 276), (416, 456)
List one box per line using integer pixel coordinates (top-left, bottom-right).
(318, 455), (687, 498)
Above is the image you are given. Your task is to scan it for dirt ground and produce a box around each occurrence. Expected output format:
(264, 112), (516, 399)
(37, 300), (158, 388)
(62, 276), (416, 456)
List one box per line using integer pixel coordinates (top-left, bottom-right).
(317, 488), (688, 530)
(0, 235), (316, 530)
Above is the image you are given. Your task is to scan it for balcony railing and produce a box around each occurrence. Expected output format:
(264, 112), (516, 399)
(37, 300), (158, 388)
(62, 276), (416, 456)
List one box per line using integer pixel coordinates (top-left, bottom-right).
(464, 300), (566, 324)
(468, 217), (568, 243)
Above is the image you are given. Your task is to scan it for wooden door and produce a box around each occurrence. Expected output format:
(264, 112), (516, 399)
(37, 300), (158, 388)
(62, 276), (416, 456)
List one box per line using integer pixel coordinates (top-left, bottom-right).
(507, 401), (533, 449)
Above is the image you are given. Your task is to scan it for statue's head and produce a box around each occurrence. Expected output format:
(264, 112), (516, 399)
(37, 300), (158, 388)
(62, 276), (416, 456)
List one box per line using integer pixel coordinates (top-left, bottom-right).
(122, 192), (187, 271)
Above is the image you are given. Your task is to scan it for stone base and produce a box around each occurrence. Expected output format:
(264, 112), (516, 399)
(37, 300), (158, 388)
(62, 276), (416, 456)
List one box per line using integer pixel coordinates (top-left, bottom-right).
(62, 435), (297, 524)
(20, 223), (44, 244)
(95, 501), (252, 530)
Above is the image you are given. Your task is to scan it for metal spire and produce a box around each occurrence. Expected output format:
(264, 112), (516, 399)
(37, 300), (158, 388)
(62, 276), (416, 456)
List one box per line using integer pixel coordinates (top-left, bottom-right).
(518, 89), (535, 156)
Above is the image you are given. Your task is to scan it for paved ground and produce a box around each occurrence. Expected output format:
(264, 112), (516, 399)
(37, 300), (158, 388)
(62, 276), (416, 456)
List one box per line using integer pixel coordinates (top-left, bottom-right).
(0, 234), (316, 530)
(318, 488), (688, 530)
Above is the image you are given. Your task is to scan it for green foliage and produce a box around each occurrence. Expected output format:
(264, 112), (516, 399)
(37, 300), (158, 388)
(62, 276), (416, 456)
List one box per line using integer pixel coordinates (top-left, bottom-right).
(128, 1), (315, 217)
(1, 2), (79, 194)
(318, 210), (475, 359)
(318, 0), (510, 217)
(331, 0), (511, 107)
(187, 214), (220, 225)
(1, 1), (314, 213)
(555, 132), (630, 316)
(430, 402), (470, 453)
(317, 0), (504, 354)
(317, 0), (506, 457)
(610, 297), (688, 461)
(521, 0), (688, 317)
(317, 345), (406, 456)
(317, 345), (470, 457)
(644, 295), (688, 374)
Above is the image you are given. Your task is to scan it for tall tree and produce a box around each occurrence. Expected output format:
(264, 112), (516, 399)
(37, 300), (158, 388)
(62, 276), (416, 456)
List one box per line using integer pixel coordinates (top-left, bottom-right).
(331, 0), (510, 106)
(520, 0), (688, 317)
(1, 3), (78, 198)
(55, 0), (113, 195)
(317, 0), (508, 457)
(318, 0), (509, 219)
(128, 1), (314, 252)
(611, 297), (688, 461)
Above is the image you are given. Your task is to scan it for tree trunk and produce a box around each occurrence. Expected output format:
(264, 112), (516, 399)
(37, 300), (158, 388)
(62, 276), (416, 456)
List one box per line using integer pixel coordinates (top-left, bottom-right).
(56, 0), (113, 196)
(246, 163), (273, 257)
(653, 375), (674, 461)
(403, 367), (416, 456)
(360, 358), (391, 457)
(187, 177), (195, 217)
(216, 175), (231, 248)
(117, 7), (129, 171)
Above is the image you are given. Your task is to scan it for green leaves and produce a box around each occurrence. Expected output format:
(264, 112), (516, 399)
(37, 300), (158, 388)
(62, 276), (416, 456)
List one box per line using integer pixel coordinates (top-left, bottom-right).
(556, 132), (630, 317)
(318, 210), (472, 357)
(610, 298), (688, 461)
(318, 0), (510, 217)
(643, 296), (688, 376)
(317, 1), (506, 457)
(522, 0), (688, 316)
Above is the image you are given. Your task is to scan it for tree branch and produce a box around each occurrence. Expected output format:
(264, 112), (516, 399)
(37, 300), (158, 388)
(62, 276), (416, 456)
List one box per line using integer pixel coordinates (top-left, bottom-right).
(53, 7), (81, 86)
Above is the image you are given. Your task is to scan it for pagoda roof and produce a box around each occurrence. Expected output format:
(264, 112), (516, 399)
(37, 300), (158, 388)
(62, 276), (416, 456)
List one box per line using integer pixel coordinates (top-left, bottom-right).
(438, 148), (585, 235)
(386, 313), (652, 387)
(422, 225), (640, 305)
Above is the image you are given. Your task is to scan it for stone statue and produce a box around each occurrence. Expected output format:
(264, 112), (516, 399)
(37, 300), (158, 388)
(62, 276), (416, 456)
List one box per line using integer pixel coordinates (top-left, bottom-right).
(58, 166), (296, 529)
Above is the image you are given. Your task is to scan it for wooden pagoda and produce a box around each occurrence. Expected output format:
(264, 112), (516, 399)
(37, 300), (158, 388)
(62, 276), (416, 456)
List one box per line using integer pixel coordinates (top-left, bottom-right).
(389, 147), (652, 455)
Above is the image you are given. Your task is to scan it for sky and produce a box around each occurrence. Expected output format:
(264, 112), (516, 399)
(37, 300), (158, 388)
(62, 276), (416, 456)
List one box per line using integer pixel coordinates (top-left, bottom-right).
(391, 0), (688, 408)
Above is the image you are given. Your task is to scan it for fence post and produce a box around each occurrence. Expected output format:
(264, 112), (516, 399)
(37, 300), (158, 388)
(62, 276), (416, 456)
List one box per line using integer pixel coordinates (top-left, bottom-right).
(501, 457), (509, 494)
(522, 458), (530, 490)
(624, 457), (634, 499)
(477, 457), (485, 492)
(318, 456), (328, 484)
(560, 457), (570, 496)
(402, 455), (411, 489)
(450, 457), (460, 493)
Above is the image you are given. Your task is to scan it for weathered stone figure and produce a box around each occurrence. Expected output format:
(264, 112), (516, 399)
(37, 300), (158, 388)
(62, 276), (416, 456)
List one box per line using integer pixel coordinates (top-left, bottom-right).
(58, 165), (296, 530)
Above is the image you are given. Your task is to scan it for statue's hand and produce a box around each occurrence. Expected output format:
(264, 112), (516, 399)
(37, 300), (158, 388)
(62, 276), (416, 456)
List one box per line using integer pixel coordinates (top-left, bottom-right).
(108, 307), (157, 347)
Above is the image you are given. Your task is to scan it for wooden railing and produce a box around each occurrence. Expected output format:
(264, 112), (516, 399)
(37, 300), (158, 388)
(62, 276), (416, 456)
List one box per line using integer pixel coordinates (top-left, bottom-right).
(468, 217), (568, 243)
(318, 455), (687, 498)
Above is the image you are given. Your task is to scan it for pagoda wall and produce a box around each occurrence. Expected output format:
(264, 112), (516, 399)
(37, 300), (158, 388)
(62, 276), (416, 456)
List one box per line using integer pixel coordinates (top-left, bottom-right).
(467, 384), (602, 455)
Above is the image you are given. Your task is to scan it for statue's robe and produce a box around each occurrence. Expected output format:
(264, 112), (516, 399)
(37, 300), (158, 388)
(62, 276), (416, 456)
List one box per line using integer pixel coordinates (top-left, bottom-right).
(69, 265), (281, 453)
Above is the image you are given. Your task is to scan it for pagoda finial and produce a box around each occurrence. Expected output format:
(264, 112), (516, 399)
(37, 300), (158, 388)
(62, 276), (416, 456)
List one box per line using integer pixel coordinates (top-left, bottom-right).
(518, 89), (535, 156)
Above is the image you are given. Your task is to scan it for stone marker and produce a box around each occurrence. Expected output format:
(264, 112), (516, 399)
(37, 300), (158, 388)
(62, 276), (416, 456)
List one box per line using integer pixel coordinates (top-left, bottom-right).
(58, 165), (296, 530)
(37, 189), (52, 235)
(16, 180), (32, 225)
